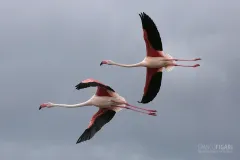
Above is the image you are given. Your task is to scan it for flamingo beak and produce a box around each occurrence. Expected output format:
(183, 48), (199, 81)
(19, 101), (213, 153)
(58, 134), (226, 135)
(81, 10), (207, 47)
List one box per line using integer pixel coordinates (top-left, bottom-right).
(100, 61), (107, 66)
(39, 103), (47, 110)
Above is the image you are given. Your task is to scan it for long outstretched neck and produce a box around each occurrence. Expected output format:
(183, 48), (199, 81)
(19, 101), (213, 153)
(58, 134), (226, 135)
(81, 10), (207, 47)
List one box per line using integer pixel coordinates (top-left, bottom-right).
(52, 100), (92, 108)
(111, 61), (143, 68)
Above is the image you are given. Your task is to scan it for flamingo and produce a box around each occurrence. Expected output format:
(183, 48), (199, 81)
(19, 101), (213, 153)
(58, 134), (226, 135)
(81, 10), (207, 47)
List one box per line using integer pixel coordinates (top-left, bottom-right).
(39, 78), (157, 144)
(100, 12), (201, 104)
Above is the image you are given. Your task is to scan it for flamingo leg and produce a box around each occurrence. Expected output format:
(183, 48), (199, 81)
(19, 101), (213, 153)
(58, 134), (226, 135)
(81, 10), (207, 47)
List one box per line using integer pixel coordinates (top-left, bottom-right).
(166, 58), (201, 61)
(174, 64), (200, 67)
(167, 63), (200, 68)
(114, 105), (157, 116)
(110, 100), (157, 112)
(125, 103), (157, 112)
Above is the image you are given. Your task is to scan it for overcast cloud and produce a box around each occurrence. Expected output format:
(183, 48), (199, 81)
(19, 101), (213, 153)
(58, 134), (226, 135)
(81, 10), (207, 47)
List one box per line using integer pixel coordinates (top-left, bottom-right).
(0, 0), (239, 160)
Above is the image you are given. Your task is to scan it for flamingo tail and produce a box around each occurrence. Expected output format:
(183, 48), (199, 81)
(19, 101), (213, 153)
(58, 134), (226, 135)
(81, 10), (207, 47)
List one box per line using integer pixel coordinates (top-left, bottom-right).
(165, 53), (175, 72)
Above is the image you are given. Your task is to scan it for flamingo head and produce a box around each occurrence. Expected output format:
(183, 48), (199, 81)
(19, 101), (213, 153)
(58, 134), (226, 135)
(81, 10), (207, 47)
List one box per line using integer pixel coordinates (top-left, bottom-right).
(100, 60), (113, 66)
(39, 102), (54, 110)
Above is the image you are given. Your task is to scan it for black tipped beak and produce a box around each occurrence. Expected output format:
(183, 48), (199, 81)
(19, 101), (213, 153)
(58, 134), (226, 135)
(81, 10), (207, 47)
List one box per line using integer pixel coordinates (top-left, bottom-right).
(100, 62), (103, 66)
(39, 106), (42, 110)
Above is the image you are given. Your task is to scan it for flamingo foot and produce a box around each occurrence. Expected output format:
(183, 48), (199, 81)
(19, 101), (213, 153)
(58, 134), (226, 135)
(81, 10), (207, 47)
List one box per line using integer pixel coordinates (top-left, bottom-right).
(125, 103), (157, 112)
(193, 64), (200, 67)
(194, 58), (201, 61)
(149, 112), (157, 116)
(148, 109), (157, 112)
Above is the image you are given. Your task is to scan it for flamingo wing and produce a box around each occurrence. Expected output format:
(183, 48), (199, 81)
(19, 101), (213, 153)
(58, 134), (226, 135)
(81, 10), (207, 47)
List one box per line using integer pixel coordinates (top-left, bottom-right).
(75, 78), (115, 96)
(76, 108), (116, 144)
(139, 12), (164, 57)
(138, 68), (163, 104)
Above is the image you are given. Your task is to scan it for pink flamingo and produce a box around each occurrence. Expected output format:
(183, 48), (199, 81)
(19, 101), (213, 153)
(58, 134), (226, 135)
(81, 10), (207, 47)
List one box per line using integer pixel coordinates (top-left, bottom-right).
(39, 78), (157, 144)
(100, 12), (201, 104)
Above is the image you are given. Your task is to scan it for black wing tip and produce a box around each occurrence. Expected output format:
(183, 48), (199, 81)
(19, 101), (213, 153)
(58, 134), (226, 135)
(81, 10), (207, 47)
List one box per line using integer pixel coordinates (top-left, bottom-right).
(139, 12), (146, 15)
(75, 84), (79, 89)
(139, 12), (144, 19)
(138, 94), (153, 104)
(139, 12), (148, 18)
(137, 99), (152, 104)
(97, 83), (115, 92)
(106, 86), (115, 92)
(76, 129), (93, 144)
(76, 135), (88, 144)
(76, 139), (85, 144)
(75, 83), (83, 90)
(76, 138), (86, 144)
(74, 81), (115, 92)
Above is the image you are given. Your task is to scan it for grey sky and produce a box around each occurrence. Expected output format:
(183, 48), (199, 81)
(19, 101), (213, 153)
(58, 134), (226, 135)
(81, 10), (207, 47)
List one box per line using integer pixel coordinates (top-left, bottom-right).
(0, 0), (239, 159)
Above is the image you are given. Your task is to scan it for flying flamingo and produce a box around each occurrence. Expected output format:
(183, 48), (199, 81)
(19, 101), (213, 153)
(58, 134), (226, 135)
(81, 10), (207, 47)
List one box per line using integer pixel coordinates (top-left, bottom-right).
(100, 12), (201, 104)
(39, 78), (157, 144)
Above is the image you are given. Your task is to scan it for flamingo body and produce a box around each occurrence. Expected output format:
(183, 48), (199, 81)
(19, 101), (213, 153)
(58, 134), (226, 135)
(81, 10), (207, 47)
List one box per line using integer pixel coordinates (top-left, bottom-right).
(75, 79), (125, 143)
(39, 78), (157, 144)
(100, 12), (201, 104)
(142, 57), (171, 68)
(75, 78), (126, 109)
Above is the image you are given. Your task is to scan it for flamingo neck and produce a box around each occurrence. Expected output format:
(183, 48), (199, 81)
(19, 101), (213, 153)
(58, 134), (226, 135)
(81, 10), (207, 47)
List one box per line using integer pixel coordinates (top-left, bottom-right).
(111, 61), (143, 68)
(52, 100), (92, 108)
